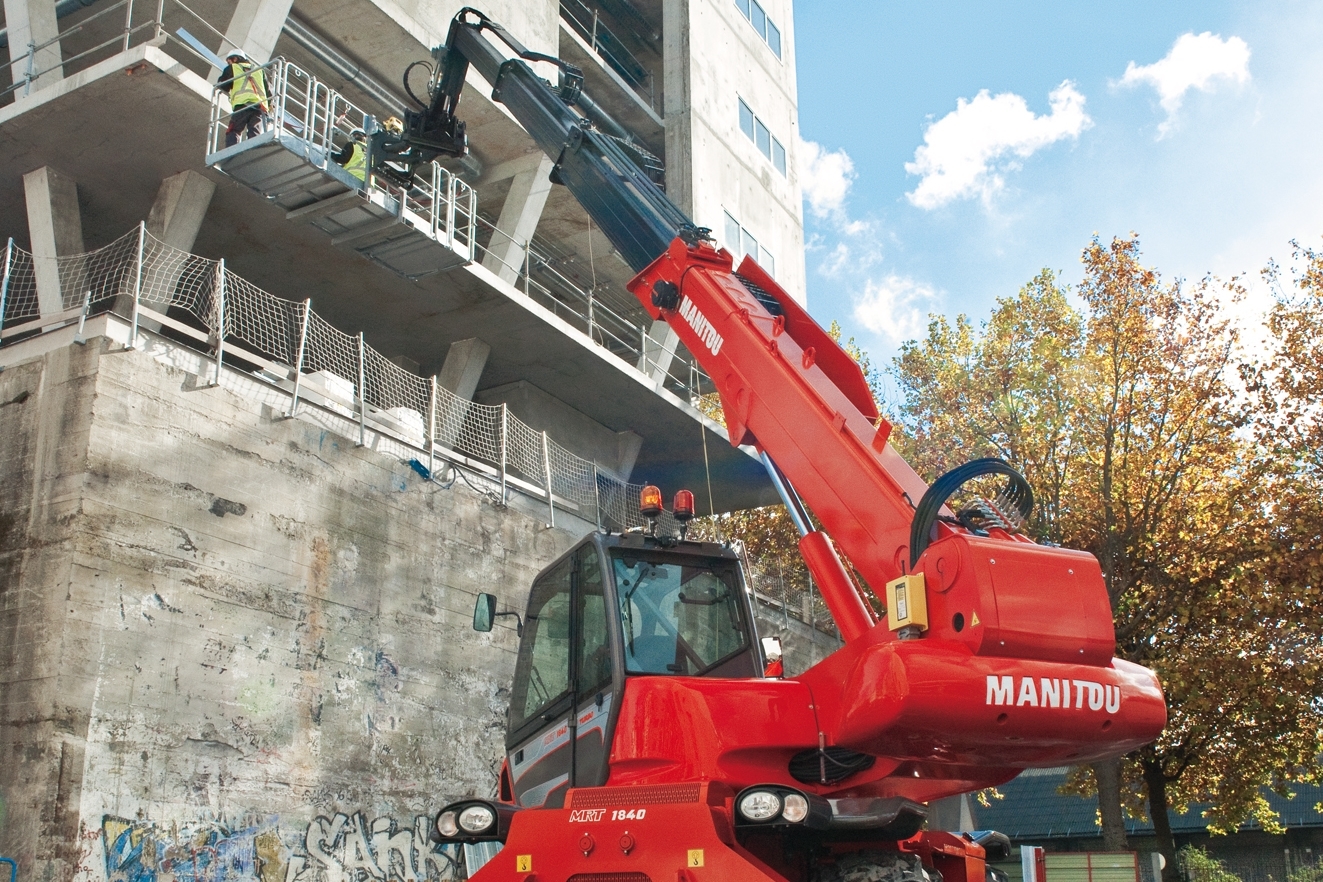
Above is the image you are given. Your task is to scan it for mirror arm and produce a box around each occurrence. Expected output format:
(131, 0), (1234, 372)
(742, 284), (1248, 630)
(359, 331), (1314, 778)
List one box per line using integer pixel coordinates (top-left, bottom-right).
(494, 610), (524, 636)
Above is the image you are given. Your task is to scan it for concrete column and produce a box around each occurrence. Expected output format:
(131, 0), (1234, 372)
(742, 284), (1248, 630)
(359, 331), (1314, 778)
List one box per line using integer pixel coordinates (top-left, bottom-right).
(435, 337), (490, 448)
(23, 167), (83, 320)
(146, 170), (216, 251)
(221, 0), (293, 64)
(637, 319), (680, 384)
(136, 170), (217, 321)
(480, 154), (556, 286)
(3, 0), (63, 94)
(661, 0), (694, 215)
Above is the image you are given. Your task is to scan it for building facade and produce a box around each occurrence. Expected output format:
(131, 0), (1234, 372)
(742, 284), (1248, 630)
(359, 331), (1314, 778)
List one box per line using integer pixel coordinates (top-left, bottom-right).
(0, 1), (823, 881)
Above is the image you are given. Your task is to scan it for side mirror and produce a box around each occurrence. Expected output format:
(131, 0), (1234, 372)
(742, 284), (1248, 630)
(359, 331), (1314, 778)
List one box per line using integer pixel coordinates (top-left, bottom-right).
(761, 636), (783, 663)
(474, 593), (496, 632)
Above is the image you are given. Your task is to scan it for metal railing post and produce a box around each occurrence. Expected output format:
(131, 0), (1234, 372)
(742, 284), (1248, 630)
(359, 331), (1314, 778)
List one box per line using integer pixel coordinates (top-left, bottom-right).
(24, 42), (35, 96)
(523, 245), (530, 296)
(285, 298), (311, 417)
(211, 259), (226, 386)
(356, 331), (366, 447)
(499, 403), (508, 504)
(155, 0), (164, 39)
(541, 430), (555, 528)
(593, 464), (602, 530)
(128, 221), (145, 348)
(0, 238), (13, 335)
(122, 0), (133, 52)
(74, 290), (91, 344)
(427, 375), (438, 475)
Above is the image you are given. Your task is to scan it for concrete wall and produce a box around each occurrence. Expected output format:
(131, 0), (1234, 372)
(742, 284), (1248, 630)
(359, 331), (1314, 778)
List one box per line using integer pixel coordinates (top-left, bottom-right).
(666, 0), (806, 302)
(0, 330), (840, 882)
(0, 336), (578, 882)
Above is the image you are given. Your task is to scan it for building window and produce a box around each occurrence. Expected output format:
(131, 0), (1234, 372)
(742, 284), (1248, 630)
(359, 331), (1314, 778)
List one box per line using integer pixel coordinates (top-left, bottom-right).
(738, 97), (787, 177)
(723, 210), (775, 278)
(734, 0), (782, 59)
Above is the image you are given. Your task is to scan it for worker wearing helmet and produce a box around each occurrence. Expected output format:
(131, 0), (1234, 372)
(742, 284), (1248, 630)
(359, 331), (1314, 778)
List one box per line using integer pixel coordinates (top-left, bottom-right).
(334, 128), (369, 184)
(217, 48), (269, 147)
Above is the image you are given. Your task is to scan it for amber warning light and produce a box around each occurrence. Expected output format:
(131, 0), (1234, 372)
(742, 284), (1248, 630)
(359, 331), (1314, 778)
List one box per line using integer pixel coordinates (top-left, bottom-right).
(640, 485), (663, 517)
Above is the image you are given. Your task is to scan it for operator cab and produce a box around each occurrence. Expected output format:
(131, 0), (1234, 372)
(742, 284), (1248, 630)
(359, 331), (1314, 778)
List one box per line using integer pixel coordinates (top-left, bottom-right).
(473, 529), (764, 808)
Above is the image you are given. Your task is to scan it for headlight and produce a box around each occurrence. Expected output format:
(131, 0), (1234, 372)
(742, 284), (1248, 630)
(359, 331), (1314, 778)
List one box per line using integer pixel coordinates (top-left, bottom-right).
(436, 811), (458, 837)
(458, 805), (496, 834)
(782, 793), (809, 823)
(738, 790), (782, 822)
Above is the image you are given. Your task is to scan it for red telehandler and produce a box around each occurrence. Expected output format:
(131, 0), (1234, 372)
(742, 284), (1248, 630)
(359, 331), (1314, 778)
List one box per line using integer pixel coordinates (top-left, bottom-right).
(371, 10), (1167, 881)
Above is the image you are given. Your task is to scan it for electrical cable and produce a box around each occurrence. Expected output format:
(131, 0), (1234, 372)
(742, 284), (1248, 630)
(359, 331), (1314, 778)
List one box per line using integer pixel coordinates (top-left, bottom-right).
(908, 458), (1033, 566)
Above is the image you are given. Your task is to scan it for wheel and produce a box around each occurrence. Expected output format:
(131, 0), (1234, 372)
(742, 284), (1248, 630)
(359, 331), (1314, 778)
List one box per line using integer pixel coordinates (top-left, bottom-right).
(815, 851), (942, 882)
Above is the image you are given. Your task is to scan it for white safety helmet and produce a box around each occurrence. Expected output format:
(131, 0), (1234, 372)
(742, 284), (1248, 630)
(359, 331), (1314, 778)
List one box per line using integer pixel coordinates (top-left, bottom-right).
(226, 48), (248, 61)
(350, 128), (366, 141)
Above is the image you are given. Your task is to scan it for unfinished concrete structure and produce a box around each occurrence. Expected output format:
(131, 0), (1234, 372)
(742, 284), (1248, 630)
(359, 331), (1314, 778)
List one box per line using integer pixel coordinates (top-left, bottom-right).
(0, 0), (830, 880)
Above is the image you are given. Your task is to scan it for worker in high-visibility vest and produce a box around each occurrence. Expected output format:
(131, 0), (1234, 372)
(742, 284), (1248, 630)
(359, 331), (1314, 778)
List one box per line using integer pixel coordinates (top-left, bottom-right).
(217, 49), (269, 147)
(334, 128), (369, 184)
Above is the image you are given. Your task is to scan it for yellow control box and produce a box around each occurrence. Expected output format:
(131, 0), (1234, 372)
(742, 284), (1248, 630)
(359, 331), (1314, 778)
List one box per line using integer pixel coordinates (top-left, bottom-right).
(886, 573), (928, 632)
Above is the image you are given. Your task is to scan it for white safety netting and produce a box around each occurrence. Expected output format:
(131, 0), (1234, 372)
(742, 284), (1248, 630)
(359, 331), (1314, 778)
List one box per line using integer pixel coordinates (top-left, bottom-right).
(0, 228), (685, 533)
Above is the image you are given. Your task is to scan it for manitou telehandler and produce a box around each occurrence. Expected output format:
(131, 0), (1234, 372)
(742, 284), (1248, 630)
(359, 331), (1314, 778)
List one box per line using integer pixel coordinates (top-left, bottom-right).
(369, 10), (1167, 881)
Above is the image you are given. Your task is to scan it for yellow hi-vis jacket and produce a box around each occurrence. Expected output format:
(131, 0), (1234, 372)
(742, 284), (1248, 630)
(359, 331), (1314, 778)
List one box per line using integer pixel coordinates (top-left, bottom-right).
(225, 62), (267, 111)
(345, 143), (367, 181)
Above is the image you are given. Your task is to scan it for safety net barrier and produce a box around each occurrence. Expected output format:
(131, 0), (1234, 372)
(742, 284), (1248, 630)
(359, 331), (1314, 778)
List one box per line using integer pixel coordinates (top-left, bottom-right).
(0, 226), (687, 535)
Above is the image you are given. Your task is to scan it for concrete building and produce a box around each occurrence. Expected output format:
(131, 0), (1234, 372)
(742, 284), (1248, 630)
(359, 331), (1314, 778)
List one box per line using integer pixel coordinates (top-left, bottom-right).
(0, 1), (830, 881)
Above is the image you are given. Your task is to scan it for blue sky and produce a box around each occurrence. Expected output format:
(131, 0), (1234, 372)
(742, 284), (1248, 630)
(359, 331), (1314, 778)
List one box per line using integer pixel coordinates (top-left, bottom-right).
(791, 1), (1323, 370)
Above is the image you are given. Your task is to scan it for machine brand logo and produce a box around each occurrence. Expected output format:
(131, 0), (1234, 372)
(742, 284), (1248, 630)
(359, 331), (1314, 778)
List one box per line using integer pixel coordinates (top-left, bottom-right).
(677, 297), (724, 356)
(568, 809), (606, 823)
(986, 675), (1122, 713)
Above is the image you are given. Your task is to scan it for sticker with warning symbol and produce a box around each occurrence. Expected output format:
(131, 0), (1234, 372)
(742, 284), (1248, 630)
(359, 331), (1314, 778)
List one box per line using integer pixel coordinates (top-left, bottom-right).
(516, 855), (532, 872)
(688, 849), (704, 867)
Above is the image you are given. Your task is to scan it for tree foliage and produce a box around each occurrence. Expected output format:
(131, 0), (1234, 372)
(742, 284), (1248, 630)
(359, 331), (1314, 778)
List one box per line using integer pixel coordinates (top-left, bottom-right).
(889, 235), (1323, 876)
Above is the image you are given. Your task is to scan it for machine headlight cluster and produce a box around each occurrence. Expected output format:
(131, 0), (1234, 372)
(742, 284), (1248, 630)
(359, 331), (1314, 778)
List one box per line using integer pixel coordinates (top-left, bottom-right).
(734, 786), (828, 828)
(432, 800), (516, 844)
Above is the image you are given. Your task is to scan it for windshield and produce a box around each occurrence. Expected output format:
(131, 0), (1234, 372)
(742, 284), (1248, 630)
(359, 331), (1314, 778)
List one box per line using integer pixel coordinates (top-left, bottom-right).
(612, 552), (750, 675)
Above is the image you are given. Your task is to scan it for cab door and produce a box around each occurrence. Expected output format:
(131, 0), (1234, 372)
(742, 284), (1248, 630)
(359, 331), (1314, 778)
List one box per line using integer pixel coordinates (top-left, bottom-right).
(505, 542), (618, 807)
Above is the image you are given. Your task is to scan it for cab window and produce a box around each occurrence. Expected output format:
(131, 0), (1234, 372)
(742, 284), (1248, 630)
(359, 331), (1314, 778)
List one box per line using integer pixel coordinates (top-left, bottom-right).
(508, 560), (572, 732)
(576, 547), (611, 695)
(613, 553), (750, 675)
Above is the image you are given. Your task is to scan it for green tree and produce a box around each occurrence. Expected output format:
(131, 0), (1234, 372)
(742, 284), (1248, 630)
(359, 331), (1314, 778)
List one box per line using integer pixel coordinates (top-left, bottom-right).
(890, 235), (1323, 876)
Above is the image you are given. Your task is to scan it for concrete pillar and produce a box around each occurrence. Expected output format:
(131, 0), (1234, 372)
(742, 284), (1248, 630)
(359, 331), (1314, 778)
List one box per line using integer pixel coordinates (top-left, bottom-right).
(3, 0), (63, 95)
(146, 170), (216, 251)
(480, 154), (556, 286)
(125, 171), (217, 324)
(23, 167), (83, 320)
(221, 0), (294, 64)
(435, 337), (490, 448)
(637, 319), (680, 384)
(661, 0), (694, 216)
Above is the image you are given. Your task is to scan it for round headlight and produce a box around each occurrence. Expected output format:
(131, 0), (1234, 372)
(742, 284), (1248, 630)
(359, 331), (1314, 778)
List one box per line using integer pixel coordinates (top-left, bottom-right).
(737, 790), (782, 822)
(458, 804), (496, 834)
(437, 811), (458, 837)
(782, 793), (809, 823)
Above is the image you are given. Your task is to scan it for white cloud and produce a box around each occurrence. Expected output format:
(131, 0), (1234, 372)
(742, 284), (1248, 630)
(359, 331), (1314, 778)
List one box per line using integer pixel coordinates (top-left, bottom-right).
(799, 137), (856, 218)
(905, 81), (1092, 210)
(1119, 32), (1251, 135)
(852, 274), (940, 344)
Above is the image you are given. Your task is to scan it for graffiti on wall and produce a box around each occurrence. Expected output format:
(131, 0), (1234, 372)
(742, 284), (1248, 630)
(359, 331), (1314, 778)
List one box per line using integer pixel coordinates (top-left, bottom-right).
(102, 814), (459, 882)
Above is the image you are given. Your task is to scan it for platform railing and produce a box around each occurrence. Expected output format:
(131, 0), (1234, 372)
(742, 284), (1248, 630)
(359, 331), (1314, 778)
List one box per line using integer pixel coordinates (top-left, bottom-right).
(206, 57), (478, 265)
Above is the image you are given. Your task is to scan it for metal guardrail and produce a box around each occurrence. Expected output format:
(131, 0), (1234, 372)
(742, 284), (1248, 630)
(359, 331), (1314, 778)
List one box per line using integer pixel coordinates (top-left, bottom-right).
(560, 0), (658, 112)
(0, 0), (233, 101)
